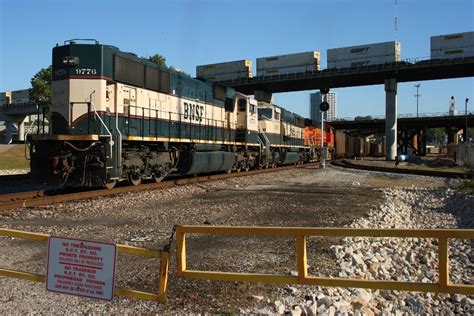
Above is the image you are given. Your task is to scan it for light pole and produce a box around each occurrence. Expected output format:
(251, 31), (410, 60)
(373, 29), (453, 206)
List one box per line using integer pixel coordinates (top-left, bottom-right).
(466, 98), (470, 145)
(414, 83), (421, 117)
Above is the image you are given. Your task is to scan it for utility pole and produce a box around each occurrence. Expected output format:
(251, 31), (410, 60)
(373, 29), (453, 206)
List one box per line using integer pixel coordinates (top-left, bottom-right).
(414, 83), (421, 117)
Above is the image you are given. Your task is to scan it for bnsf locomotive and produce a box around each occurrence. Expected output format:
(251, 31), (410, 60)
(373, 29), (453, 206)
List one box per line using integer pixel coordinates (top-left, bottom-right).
(29, 40), (332, 188)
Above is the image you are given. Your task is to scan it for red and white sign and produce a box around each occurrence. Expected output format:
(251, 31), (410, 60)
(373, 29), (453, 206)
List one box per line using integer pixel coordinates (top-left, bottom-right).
(46, 236), (117, 301)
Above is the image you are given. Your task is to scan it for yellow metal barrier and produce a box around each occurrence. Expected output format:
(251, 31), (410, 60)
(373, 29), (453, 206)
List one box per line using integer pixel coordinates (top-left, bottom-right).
(0, 228), (169, 302)
(176, 225), (474, 295)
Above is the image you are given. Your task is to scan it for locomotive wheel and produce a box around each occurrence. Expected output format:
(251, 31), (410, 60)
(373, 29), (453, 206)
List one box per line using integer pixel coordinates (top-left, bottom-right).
(128, 173), (142, 186)
(104, 179), (117, 189)
(152, 173), (165, 183)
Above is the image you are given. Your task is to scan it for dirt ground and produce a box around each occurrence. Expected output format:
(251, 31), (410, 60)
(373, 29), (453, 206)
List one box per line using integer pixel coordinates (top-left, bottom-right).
(0, 165), (455, 314)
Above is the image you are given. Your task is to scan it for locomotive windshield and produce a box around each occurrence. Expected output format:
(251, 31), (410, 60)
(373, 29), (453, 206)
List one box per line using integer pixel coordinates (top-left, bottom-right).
(258, 108), (272, 120)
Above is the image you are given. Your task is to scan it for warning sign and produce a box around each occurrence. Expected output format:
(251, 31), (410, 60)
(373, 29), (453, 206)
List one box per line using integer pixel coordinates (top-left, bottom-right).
(46, 236), (117, 300)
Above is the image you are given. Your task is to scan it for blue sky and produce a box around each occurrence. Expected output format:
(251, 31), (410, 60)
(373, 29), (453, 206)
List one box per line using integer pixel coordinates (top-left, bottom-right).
(0, 0), (473, 118)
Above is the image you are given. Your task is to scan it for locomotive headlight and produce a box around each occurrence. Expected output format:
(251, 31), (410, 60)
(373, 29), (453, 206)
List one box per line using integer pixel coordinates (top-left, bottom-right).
(62, 56), (79, 66)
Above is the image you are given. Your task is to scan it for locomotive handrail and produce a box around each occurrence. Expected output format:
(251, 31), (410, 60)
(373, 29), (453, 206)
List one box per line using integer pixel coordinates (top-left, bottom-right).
(90, 102), (113, 160)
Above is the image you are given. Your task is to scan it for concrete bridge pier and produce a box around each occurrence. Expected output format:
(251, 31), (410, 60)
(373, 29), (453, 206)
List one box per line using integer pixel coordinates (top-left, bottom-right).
(3, 116), (26, 144)
(5, 120), (14, 144)
(385, 78), (397, 160)
(17, 118), (25, 142)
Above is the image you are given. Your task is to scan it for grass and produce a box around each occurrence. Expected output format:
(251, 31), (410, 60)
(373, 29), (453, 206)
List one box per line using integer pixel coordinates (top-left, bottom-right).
(460, 179), (474, 194)
(0, 144), (30, 170)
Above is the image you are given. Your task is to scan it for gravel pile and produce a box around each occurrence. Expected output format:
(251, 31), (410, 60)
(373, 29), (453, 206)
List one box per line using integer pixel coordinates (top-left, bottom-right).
(250, 186), (473, 315)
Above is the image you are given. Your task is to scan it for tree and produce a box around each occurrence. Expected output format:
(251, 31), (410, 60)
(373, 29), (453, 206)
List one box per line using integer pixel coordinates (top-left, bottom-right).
(30, 65), (52, 107)
(148, 53), (166, 67)
(169, 66), (191, 77)
(147, 53), (190, 77)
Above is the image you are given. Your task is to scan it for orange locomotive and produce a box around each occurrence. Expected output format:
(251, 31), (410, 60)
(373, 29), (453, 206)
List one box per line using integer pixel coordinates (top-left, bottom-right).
(303, 120), (335, 159)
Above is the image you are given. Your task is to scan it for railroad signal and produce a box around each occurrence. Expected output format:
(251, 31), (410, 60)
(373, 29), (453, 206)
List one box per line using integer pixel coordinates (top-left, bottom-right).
(320, 101), (330, 112)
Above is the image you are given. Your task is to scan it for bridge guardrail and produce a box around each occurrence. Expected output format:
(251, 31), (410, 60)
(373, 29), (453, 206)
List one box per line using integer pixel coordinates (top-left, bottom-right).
(176, 225), (474, 295)
(0, 228), (169, 302)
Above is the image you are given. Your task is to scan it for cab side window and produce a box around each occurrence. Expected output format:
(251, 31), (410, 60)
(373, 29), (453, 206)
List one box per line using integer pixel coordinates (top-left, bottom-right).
(238, 99), (247, 111)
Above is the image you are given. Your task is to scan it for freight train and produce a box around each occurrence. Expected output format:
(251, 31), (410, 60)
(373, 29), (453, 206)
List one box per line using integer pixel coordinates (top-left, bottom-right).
(28, 40), (333, 188)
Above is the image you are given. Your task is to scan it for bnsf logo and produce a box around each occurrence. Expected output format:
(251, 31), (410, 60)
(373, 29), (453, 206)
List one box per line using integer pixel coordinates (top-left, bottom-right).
(184, 102), (204, 122)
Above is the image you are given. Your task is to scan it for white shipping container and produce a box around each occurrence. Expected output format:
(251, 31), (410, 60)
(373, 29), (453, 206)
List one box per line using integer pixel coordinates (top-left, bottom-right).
(430, 46), (474, 59)
(11, 89), (30, 104)
(256, 51), (320, 71)
(198, 72), (252, 81)
(327, 41), (400, 62)
(430, 32), (474, 51)
(257, 64), (319, 76)
(327, 55), (399, 69)
(196, 60), (252, 78)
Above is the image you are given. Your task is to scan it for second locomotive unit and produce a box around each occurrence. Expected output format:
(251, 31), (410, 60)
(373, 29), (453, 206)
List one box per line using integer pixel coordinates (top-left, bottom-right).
(29, 40), (314, 188)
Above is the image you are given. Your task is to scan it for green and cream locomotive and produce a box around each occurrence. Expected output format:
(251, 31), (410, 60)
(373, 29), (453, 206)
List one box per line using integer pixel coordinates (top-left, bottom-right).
(29, 40), (309, 188)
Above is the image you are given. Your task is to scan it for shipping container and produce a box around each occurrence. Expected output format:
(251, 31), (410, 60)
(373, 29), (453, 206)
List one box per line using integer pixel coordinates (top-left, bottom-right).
(196, 60), (252, 81)
(430, 46), (474, 59)
(0, 92), (11, 106)
(257, 64), (318, 76)
(335, 130), (346, 158)
(327, 41), (400, 67)
(196, 72), (251, 82)
(430, 31), (474, 51)
(256, 51), (320, 73)
(11, 89), (30, 104)
(327, 55), (399, 69)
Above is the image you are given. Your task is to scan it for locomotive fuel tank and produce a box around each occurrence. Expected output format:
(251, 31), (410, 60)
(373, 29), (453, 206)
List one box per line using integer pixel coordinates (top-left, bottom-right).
(177, 151), (235, 175)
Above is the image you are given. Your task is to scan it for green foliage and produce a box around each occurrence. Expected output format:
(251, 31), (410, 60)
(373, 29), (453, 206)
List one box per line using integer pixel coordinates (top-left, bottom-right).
(169, 66), (191, 77)
(148, 53), (190, 77)
(30, 65), (52, 109)
(148, 53), (166, 67)
(426, 128), (445, 145)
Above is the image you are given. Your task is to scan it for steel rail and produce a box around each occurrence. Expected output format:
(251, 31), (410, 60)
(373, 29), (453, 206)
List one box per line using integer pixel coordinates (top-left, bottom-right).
(0, 163), (317, 213)
(331, 159), (473, 179)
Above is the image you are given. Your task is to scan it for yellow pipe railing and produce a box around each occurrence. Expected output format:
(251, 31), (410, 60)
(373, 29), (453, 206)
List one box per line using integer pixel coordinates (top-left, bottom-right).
(175, 225), (474, 295)
(0, 228), (169, 302)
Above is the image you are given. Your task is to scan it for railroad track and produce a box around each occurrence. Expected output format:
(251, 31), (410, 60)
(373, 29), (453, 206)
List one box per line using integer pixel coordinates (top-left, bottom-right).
(0, 163), (318, 213)
(0, 173), (30, 183)
(332, 159), (473, 179)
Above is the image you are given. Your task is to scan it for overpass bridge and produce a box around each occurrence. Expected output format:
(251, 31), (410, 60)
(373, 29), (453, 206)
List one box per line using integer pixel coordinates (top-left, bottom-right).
(0, 103), (45, 143)
(218, 57), (474, 160)
(329, 112), (474, 156)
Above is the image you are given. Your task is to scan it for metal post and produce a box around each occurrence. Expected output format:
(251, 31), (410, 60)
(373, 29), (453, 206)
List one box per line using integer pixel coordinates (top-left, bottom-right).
(466, 98), (470, 145)
(414, 83), (421, 118)
(320, 94), (327, 169)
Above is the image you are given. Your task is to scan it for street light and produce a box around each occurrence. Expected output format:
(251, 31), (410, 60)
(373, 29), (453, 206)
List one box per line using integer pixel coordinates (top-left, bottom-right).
(414, 83), (421, 117)
(466, 98), (470, 145)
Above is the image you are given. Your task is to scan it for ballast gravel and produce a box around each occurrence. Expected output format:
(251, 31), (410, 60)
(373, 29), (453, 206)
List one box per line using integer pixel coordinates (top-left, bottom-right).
(0, 165), (472, 314)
